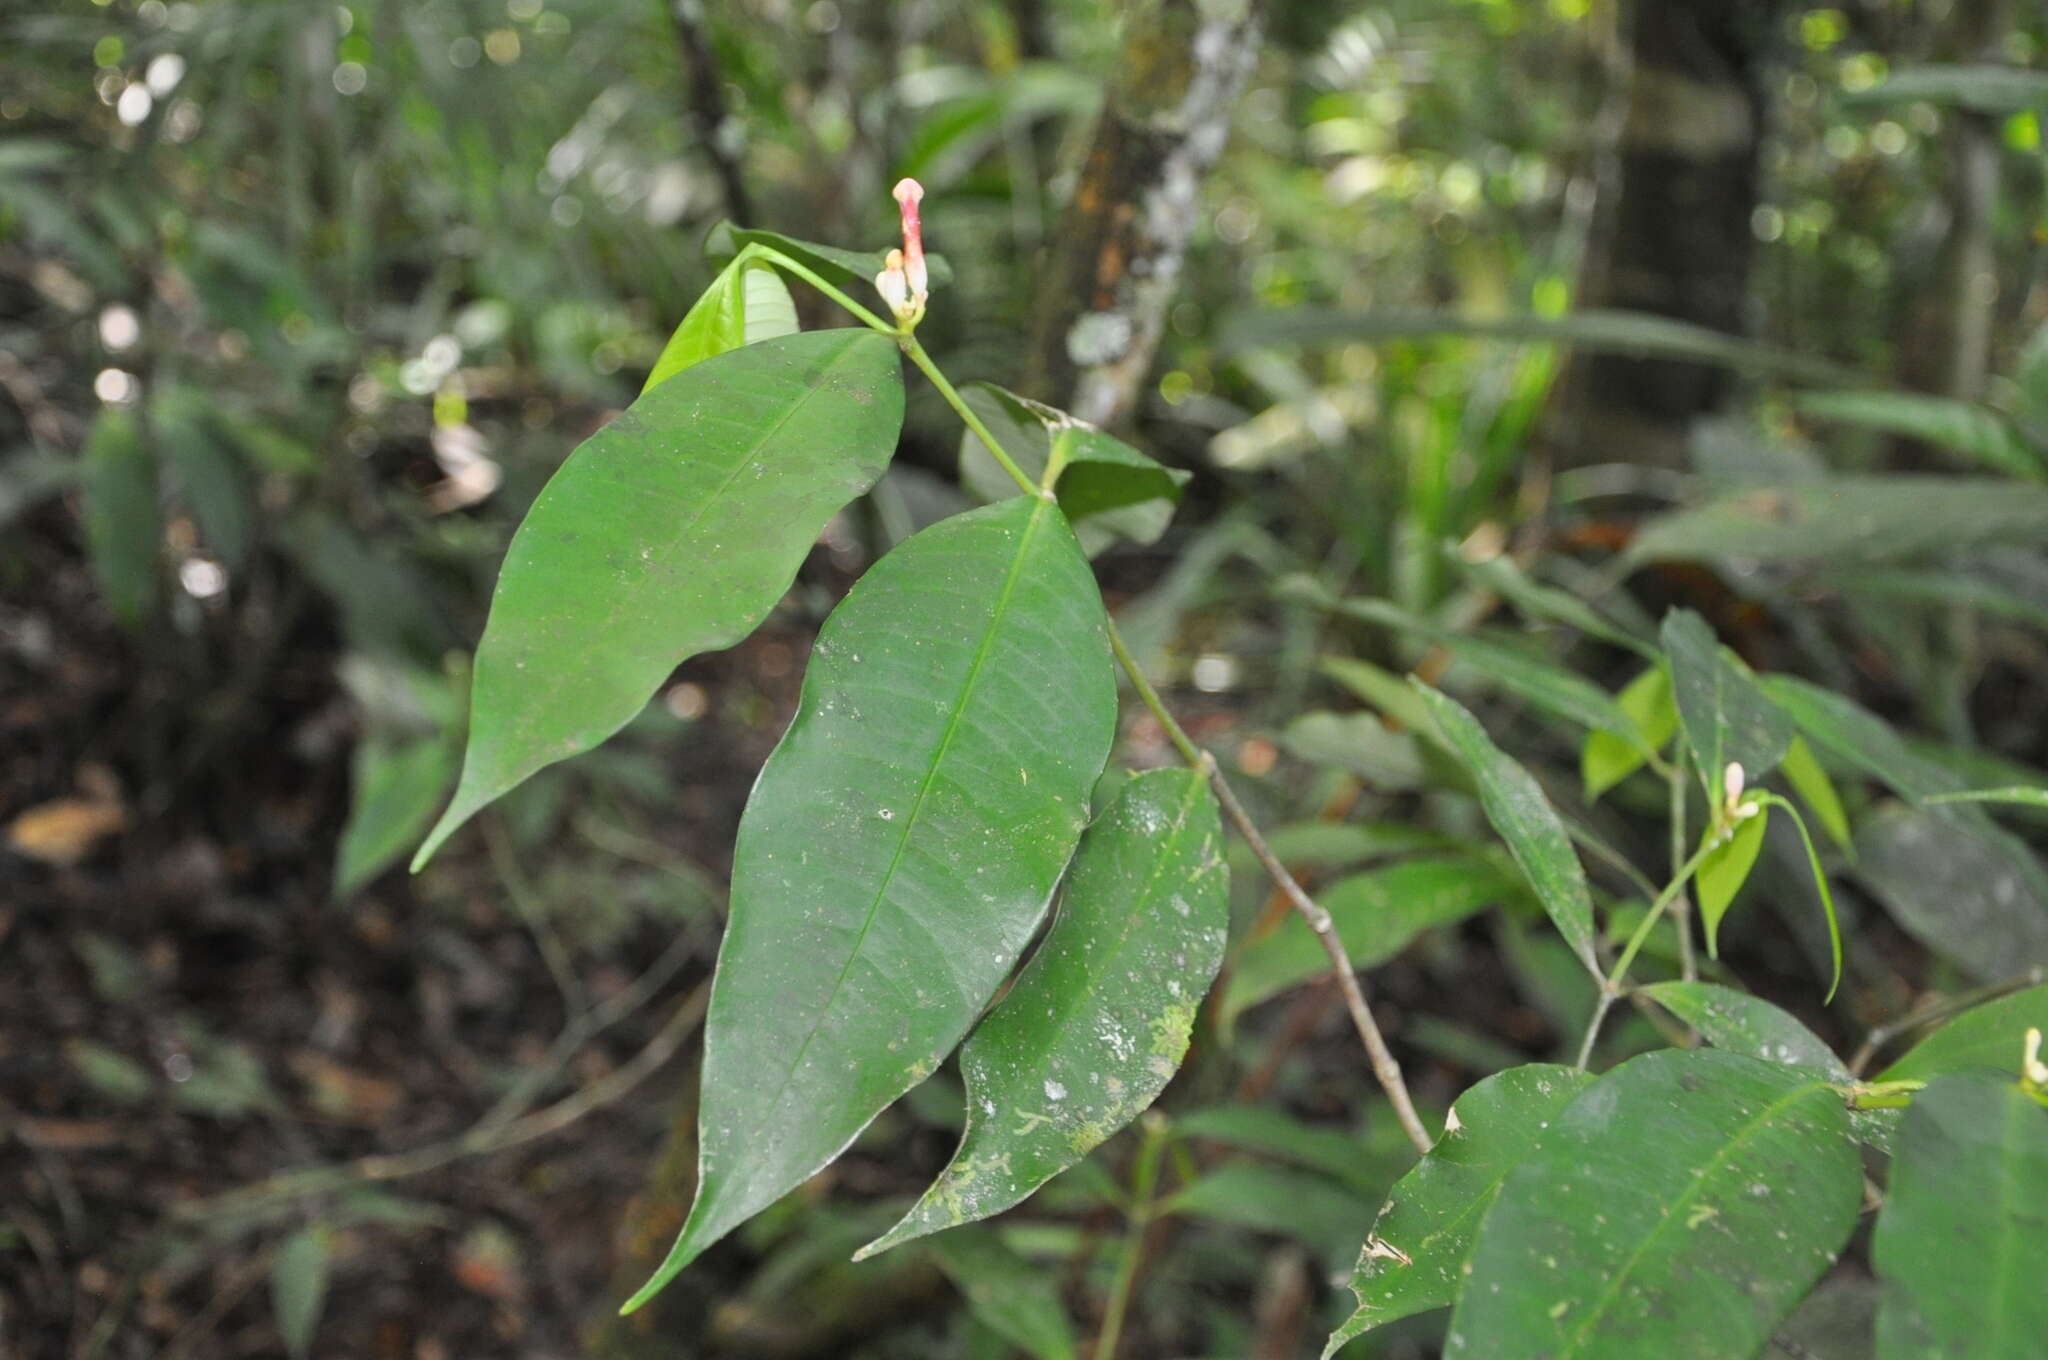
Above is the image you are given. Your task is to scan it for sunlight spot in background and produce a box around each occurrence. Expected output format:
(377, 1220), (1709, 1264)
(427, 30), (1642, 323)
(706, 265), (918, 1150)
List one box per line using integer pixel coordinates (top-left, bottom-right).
(94, 368), (138, 405)
(664, 683), (709, 721)
(98, 305), (141, 353)
(1191, 655), (1239, 694)
(449, 35), (481, 68)
(484, 29), (521, 64)
(179, 558), (228, 600)
(144, 53), (186, 97)
(116, 82), (154, 126)
(333, 61), (368, 96)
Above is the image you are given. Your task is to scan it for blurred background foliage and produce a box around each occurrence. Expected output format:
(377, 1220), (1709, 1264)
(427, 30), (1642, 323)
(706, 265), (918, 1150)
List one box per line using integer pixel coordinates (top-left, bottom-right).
(3, 0), (2046, 1356)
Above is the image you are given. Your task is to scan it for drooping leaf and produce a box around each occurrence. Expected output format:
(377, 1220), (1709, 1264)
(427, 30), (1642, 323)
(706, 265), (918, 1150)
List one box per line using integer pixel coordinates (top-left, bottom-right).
(1628, 478), (2048, 570)
(1781, 735), (1852, 852)
(625, 495), (1116, 1307)
(80, 405), (160, 630)
(1662, 609), (1793, 793)
(1696, 808), (1769, 959)
(1853, 802), (2048, 982)
(1446, 1050), (1863, 1359)
(1794, 390), (2046, 481)
(1878, 984), (2048, 1083)
(1582, 665), (1678, 800)
(957, 382), (1189, 551)
(1872, 1074), (2048, 1359)
(703, 220), (955, 289)
(642, 258), (800, 393)
(154, 383), (254, 568)
(927, 1228), (1077, 1360)
(857, 767), (1226, 1259)
(1411, 683), (1599, 975)
(335, 735), (460, 899)
(1638, 981), (1846, 1077)
(270, 1227), (330, 1360)
(1925, 785), (2048, 811)
(1323, 1064), (1595, 1356)
(1224, 854), (1523, 1028)
(418, 328), (905, 866)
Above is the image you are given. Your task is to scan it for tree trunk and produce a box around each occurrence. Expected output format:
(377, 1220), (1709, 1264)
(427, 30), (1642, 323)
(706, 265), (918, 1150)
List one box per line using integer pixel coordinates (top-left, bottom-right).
(1025, 0), (1263, 429)
(1570, 0), (1784, 468)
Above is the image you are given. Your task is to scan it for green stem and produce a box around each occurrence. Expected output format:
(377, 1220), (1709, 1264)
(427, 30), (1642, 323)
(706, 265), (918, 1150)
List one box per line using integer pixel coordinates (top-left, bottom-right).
(1106, 618), (1204, 767)
(1670, 757), (1697, 983)
(1576, 833), (1718, 1069)
(746, 243), (900, 335)
(1094, 1115), (1168, 1360)
(901, 334), (1040, 496)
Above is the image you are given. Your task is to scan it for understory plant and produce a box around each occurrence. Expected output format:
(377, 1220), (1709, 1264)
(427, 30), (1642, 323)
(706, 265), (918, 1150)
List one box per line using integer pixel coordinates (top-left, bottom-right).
(412, 181), (2048, 1357)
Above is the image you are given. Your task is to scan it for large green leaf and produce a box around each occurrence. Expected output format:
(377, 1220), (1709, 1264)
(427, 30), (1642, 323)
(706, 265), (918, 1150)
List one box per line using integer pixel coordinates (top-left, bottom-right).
(624, 494), (1117, 1307)
(1324, 1064), (1595, 1356)
(1224, 855), (1523, 1028)
(417, 328), (904, 866)
(857, 767), (1227, 1258)
(1627, 478), (2048, 569)
(1854, 803), (2048, 982)
(957, 382), (1189, 552)
(1447, 1050), (1862, 1359)
(1661, 609), (1792, 791)
(1872, 1074), (2048, 1359)
(1412, 683), (1599, 975)
(1638, 982), (1846, 1077)
(1878, 984), (2048, 1083)
(641, 258), (800, 393)
(80, 405), (160, 630)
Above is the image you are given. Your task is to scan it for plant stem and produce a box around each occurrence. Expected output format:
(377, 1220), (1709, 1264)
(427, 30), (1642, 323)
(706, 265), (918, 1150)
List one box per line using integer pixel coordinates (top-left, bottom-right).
(1106, 621), (1205, 768)
(1848, 966), (2046, 1076)
(1670, 760), (1697, 983)
(901, 334), (1040, 496)
(746, 243), (900, 335)
(1577, 835), (1718, 1069)
(1094, 1115), (1168, 1360)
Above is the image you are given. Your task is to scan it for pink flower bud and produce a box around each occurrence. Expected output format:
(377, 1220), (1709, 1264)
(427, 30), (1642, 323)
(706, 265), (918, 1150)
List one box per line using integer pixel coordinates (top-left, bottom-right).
(892, 178), (927, 300)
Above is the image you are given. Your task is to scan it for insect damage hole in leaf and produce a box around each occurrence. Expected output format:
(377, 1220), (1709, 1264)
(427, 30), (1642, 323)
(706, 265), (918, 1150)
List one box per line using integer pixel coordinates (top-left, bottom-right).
(624, 493), (1117, 1309)
(414, 327), (905, 868)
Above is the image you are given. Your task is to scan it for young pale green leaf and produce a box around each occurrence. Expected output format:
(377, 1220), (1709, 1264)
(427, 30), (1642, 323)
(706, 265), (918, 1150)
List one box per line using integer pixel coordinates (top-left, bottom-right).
(1638, 982), (1847, 1077)
(270, 1227), (330, 1360)
(335, 735), (460, 899)
(1780, 735), (1852, 852)
(625, 495), (1116, 1308)
(1323, 1064), (1595, 1356)
(642, 258), (800, 393)
(154, 383), (254, 568)
(927, 1228), (1077, 1360)
(1924, 784), (2048, 810)
(81, 405), (160, 630)
(1411, 682), (1600, 976)
(957, 383), (1189, 551)
(1223, 855), (1523, 1028)
(856, 767), (1227, 1259)
(1662, 609), (1792, 793)
(1878, 983), (2048, 1083)
(1872, 1074), (2048, 1359)
(1582, 664), (1677, 800)
(417, 328), (904, 867)
(1447, 1050), (1862, 1360)
(1696, 807), (1769, 959)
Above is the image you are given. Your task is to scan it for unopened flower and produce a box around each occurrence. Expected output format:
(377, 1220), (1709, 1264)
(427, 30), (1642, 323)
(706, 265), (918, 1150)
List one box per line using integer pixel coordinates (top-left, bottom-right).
(874, 177), (929, 327)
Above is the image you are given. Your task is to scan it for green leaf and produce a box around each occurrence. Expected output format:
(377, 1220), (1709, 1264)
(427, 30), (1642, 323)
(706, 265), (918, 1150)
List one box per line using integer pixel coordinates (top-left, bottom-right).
(1794, 390), (2046, 481)
(64, 1038), (154, 1105)
(1872, 1074), (2048, 1359)
(1223, 855), (1523, 1028)
(1696, 808), (1769, 959)
(626, 495), (1117, 1307)
(1582, 665), (1677, 800)
(1321, 656), (1440, 737)
(1662, 609), (1793, 792)
(1925, 785), (2048, 811)
(418, 328), (904, 866)
(1162, 1163), (1379, 1257)
(704, 220), (955, 289)
(1324, 1064), (1595, 1355)
(1638, 982), (1846, 1077)
(857, 767), (1227, 1258)
(1411, 682), (1599, 975)
(154, 384), (254, 568)
(1781, 736), (1852, 853)
(1878, 984), (2048, 1083)
(1853, 802), (2048, 983)
(335, 735), (460, 899)
(1455, 550), (1657, 658)
(1628, 478), (2048, 569)
(1227, 821), (1461, 875)
(80, 405), (160, 630)
(1447, 1050), (1863, 1359)
(1281, 711), (1425, 788)
(1175, 1105), (1382, 1195)
(270, 1227), (330, 1360)
(1849, 63), (2048, 115)
(927, 1228), (1077, 1360)
(957, 383), (1189, 551)
(642, 258), (799, 393)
